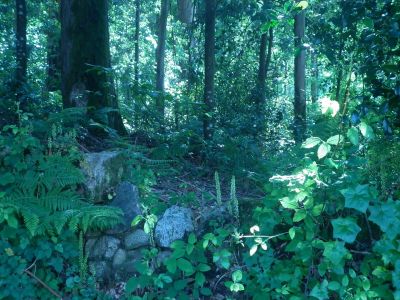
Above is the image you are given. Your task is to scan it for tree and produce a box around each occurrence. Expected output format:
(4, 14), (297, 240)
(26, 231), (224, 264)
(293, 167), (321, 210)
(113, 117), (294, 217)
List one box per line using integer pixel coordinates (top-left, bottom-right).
(155, 0), (169, 127)
(45, 2), (61, 93)
(293, 3), (306, 143)
(203, 0), (216, 140)
(15, 0), (27, 105)
(60, 0), (126, 134)
(134, 0), (140, 127)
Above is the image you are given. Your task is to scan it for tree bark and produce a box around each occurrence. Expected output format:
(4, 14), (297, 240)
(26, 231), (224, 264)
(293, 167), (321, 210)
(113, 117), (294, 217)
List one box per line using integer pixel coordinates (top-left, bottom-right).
(45, 3), (61, 93)
(256, 27), (273, 106)
(134, 0), (140, 86)
(311, 50), (318, 103)
(134, 0), (140, 128)
(203, 0), (216, 140)
(155, 0), (169, 126)
(61, 0), (126, 134)
(178, 0), (194, 24)
(293, 6), (306, 143)
(15, 0), (27, 104)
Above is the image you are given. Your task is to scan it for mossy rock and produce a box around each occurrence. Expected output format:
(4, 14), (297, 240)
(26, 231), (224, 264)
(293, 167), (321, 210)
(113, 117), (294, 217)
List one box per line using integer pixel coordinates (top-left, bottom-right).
(81, 151), (129, 203)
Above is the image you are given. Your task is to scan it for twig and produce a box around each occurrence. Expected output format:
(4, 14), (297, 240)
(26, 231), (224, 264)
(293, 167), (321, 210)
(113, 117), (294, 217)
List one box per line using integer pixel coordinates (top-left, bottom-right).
(350, 250), (372, 255)
(212, 266), (243, 292)
(24, 269), (63, 299)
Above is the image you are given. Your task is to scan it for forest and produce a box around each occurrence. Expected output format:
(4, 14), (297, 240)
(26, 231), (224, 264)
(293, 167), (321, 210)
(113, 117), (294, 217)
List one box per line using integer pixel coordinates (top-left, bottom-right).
(0, 0), (400, 299)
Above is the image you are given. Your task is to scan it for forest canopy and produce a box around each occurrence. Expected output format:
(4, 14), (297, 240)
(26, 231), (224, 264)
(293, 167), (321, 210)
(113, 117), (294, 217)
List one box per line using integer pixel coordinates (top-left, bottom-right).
(0, 0), (399, 299)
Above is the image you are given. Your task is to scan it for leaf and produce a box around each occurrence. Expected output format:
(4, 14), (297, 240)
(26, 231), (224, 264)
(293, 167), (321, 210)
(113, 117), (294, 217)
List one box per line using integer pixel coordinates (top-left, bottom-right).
(232, 270), (243, 282)
(296, 1), (309, 10)
(326, 135), (343, 146)
(177, 258), (194, 274)
(323, 241), (348, 265)
(368, 201), (400, 236)
(327, 281), (341, 291)
(131, 215), (143, 227)
(310, 280), (329, 300)
(126, 277), (139, 293)
(293, 209), (307, 222)
(331, 218), (361, 244)
(195, 272), (206, 287)
(289, 227), (296, 239)
(340, 185), (371, 213)
(302, 137), (321, 149)
(318, 143), (331, 159)
(188, 233), (197, 244)
(359, 122), (375, 140)
(250, 245), (258, 256)
(230, 283), (245, 292)
(250, 225), (260, 234)
(347, 127), (360, 145)
(280, 196), (299, 210)
(165, 258), (177, 273)
(197, 263), (211, 272)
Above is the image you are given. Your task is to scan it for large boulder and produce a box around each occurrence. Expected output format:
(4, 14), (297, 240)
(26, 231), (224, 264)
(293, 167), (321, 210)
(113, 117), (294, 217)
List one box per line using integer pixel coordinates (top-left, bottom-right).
(155, 206), (194, 247)
(81, 151), (127, 202)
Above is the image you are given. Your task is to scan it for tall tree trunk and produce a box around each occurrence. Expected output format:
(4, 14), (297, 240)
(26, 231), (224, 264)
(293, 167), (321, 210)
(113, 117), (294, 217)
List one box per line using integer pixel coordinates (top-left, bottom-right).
(203, 0), (216, 140)
(61, 0), (126, 135)
(178, 0), (194, 24)
(155, 0), (169, 126)
(134, 0), (140, 128)
(256, 27), (273, 106)
(256, 32), (267, 106)
(15, 0), (27, 105)
(134, 0), (140, 86)
(311, 50), (318, 103)
(45, 3), (61, 93)
(293, 5), (306, 143)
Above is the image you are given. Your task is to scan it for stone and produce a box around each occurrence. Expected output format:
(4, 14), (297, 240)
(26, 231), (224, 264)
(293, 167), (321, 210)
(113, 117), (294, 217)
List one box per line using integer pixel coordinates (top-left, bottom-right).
(89, 261), (110, 279)
(90, 236), (121, 260)
(124, 230), (149, 249)
(81, 151), (126, 202)
(155, 206), (194, 247)
(109, 182), (141, 232)
(112, 249), (127, 268)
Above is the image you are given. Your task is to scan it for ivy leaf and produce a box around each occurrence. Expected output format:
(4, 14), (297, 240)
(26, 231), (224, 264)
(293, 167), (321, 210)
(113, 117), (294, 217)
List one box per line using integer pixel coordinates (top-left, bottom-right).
(368, 201), (400, 236)
(323, 241), (348, 265)
(331, 218), (361, 244)
(302, 137), (321, 149)
(340, 184), (371, 213)
(317, 143), (331, 159)
(347, 127), (359, 145)
(195, 272), (206, 287)
(310, 280), (329, 300)
(289, 227), (296, 239)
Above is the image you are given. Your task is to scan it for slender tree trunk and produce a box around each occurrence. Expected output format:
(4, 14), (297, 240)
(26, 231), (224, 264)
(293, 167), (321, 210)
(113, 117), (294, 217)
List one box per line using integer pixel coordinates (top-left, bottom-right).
(156, 0), (169, 126)
(335, 13), (345, 102)
(178, 0), (194, 24)
(134, 0), (140, 86)
(203, 0), (216, 140)
(46, 4), (61, 93)
(134, 0), (140, 128)
(256, 32), (267, 106)
(265, 27), (273, 86)
(311, 50), (318, 103)
(293, 5), (306, 143)
(15, 0), (27, 105)
(61, 0), (126, 135)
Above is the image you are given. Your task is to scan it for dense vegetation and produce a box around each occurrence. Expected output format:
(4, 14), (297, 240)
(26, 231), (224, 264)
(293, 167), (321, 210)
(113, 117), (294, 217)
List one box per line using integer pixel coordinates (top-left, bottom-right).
(0, 0), (399, 299)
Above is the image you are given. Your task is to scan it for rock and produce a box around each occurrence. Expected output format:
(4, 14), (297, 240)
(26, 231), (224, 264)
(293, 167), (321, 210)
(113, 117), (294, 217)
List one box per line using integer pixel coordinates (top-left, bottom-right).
(126, 249), (143, 260)
(112, 249), (127, 268)
(81, 151), (126, 202)
(90, 236), (121, 260)
(157, 250), (172, 266)
(109, 182), (141, 232)
(124, 230), (149, 249)
(89, 261), (110, 279)
(155, 206), (194, 247)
